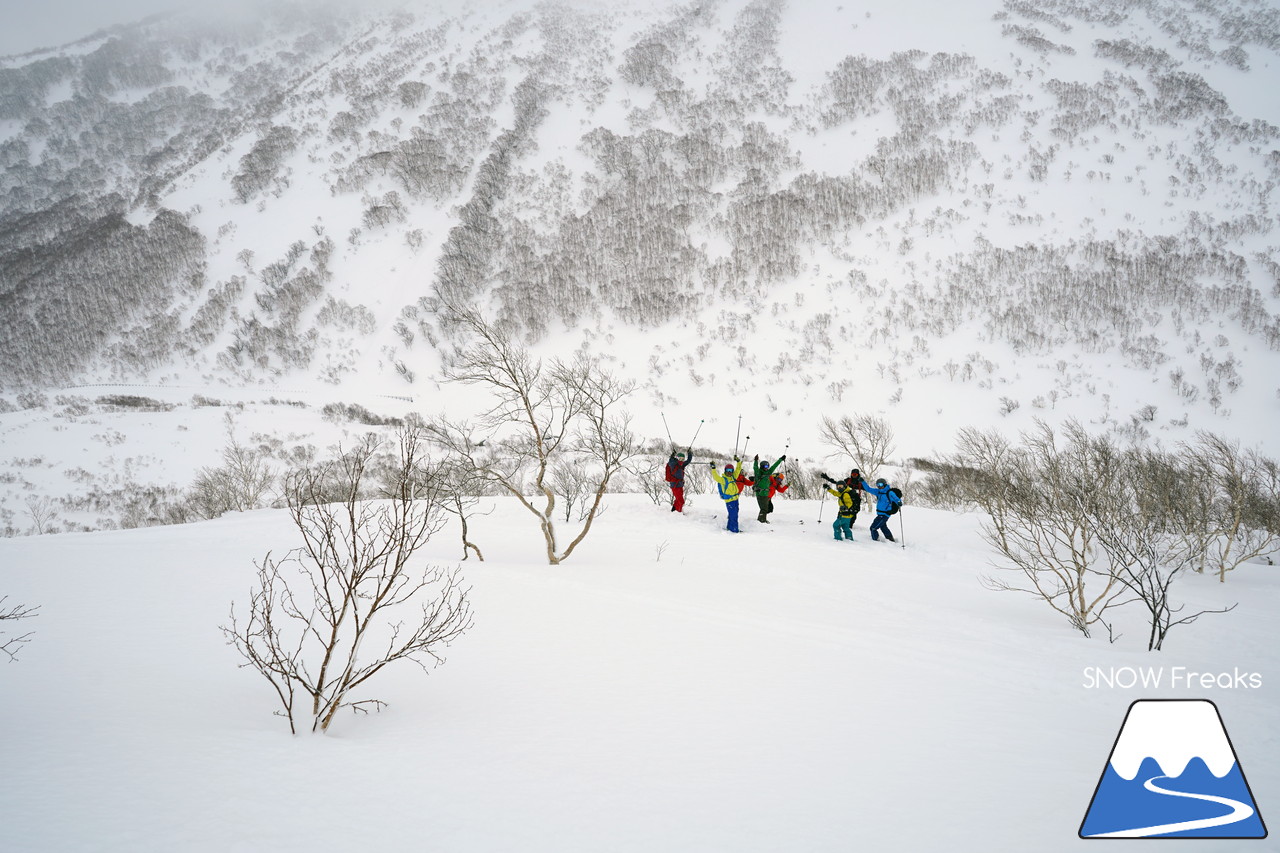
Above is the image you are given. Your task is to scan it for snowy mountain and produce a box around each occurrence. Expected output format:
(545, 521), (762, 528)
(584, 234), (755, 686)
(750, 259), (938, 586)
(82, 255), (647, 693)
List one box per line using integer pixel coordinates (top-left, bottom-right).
(2, 0), (1279, 464)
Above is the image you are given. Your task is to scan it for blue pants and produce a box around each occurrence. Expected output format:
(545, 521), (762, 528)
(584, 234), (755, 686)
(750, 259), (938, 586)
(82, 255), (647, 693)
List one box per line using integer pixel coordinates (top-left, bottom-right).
(725, 500), (740, 532)
(833, 517), (853, 540)
(870, 514), (895, 541)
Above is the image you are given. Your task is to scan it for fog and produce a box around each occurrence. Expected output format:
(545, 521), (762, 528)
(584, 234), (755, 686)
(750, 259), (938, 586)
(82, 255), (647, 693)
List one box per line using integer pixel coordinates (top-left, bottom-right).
(0, 0), (179, 56)
(0, 0), (627, 58)
(0, 0), (376, 57)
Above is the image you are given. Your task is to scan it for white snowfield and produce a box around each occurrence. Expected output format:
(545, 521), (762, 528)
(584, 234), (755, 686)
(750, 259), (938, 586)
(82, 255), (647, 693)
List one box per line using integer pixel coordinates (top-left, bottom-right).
(1, 494), (1275, 853)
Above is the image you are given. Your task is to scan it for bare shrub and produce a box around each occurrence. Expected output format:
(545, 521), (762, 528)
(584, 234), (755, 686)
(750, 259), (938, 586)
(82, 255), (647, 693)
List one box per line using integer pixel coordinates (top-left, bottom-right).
(1183, 432), (1280, 581)
(633, 457), (671, 507)
(222, 429), (472, 734)
(1076, 439), (1236, 650)
(957, 419), (1253, 648)
(956, 421), (1130, 637)
(1, 596), (39, 662)
(189, 415), (276, 518)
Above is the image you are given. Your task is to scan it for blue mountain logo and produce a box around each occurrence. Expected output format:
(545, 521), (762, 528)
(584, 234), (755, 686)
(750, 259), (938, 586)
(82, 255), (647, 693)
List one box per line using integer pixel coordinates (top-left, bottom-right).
(1080, 700), (1267, 839)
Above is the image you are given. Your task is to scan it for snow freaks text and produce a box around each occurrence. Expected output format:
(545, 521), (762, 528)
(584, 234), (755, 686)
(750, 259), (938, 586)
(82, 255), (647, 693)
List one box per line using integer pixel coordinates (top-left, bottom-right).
(1082, 667), (1263, 690)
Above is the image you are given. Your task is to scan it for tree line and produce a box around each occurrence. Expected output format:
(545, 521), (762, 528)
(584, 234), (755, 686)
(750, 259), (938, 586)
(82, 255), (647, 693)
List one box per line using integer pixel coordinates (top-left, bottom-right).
(916, 420), (1279, 650)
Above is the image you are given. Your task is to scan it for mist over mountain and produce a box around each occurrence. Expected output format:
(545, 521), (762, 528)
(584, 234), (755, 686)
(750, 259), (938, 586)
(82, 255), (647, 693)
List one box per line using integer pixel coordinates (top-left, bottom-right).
(2, 0), (1279, 458)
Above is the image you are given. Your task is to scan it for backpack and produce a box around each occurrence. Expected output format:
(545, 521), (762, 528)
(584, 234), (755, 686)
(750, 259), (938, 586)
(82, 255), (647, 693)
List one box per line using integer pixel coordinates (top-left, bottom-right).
(716, 471), (740, 501)
(886, 487), (903, 515)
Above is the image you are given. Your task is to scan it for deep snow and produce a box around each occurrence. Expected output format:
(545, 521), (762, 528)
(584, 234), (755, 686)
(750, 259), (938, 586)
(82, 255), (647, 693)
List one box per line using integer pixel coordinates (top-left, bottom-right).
(1, 492), (1274, 851)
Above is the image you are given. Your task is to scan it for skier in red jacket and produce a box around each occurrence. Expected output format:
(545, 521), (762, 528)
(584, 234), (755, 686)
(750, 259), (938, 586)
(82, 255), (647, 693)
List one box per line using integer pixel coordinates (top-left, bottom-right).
(664, 448), (693, 512)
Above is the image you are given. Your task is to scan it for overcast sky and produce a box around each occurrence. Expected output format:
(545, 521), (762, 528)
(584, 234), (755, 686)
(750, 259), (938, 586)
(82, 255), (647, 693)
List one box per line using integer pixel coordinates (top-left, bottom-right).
(0, 0), (186, 56)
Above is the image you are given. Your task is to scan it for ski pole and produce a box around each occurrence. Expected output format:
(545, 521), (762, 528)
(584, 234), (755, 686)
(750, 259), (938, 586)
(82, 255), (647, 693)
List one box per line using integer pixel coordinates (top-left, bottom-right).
(661, 412), (674, 445)
(818, 483), (827, 522)
(688, 419), (704, 448)
(742, 434), (750, 457)
(734, 415), (742, 456)
(782, 438), (790, 473)
(900, 507), (906, 549)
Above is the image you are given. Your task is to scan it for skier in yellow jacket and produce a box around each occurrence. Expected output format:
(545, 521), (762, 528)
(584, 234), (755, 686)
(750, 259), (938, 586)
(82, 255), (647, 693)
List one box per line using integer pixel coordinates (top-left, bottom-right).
(821, 473), (859, 541)
(709, 457), (744, 533)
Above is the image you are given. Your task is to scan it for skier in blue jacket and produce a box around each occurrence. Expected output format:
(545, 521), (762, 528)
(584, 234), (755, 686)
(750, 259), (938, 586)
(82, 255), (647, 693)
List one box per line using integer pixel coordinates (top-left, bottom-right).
(861, 477), (902, 542)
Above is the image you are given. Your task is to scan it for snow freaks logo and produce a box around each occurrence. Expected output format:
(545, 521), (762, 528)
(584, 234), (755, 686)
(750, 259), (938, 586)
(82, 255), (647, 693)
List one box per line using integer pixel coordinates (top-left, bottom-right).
(1079, 700), (1267, 839)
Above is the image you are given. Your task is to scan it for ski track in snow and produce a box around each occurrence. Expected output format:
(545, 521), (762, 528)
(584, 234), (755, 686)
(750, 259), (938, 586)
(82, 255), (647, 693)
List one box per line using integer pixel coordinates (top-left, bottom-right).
(1084, 774), (1256, 838)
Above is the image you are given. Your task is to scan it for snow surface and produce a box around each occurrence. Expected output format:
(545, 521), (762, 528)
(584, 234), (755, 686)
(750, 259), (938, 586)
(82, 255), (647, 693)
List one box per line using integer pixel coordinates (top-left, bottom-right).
(2, 493), (1276, 852)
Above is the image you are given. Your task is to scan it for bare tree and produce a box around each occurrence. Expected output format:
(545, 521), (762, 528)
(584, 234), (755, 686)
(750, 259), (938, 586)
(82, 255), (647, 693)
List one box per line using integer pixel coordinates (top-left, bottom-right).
(819, 413), (896, 478)
(778, 464), (824, 501)
(957, 421), (1131, 637)
(1185, 432), (1280, 582)
(1083, 443), (1236, 650)
(633, 457), (671, 507)
(549, 459), (595, 522)
(429, 312), (639, 564)
(1, 596), (39, 662)
(23, 495), (59, 535)
(435, 457), (491, 562)
(189, 414), (276, 519)
(222, 429), (472, 734)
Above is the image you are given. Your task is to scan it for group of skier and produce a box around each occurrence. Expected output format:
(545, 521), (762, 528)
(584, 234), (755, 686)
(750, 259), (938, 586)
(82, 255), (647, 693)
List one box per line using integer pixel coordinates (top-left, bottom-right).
(821, 469), (902, 543)
(663, 447), (903, 542)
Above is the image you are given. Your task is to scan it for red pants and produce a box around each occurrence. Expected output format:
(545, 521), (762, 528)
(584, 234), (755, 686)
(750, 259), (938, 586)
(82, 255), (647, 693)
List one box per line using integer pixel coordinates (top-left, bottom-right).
(670, 485), (685, 512)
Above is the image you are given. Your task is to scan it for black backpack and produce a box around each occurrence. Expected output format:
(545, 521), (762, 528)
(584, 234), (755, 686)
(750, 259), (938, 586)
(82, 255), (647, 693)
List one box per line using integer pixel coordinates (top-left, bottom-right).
(886, 487), (903, 515)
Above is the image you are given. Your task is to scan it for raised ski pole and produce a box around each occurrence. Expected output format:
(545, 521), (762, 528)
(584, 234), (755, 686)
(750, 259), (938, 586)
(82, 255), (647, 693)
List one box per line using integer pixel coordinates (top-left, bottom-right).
(688, 419), (704, 448)
(742, 434), (750, 456)
(661, 412), (674, 446)
(734, 415), (742, 456)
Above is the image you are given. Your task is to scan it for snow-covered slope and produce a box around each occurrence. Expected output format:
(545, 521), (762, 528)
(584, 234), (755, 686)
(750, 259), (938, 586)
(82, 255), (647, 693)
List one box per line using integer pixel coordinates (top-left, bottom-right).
(2, 0), (1279, 464)
(1, 495), (1274, 851)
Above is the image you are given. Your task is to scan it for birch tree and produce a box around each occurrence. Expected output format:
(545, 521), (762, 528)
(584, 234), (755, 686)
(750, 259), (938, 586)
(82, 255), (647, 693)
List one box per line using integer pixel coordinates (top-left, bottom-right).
(819, 413), (896, 479)
(429, 312), (638, 564)
(958, 420), (1131, 637)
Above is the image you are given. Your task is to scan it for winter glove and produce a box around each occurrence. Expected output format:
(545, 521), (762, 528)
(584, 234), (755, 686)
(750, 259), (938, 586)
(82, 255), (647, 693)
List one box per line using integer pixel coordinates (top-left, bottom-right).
(779, 455), (786, 461)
